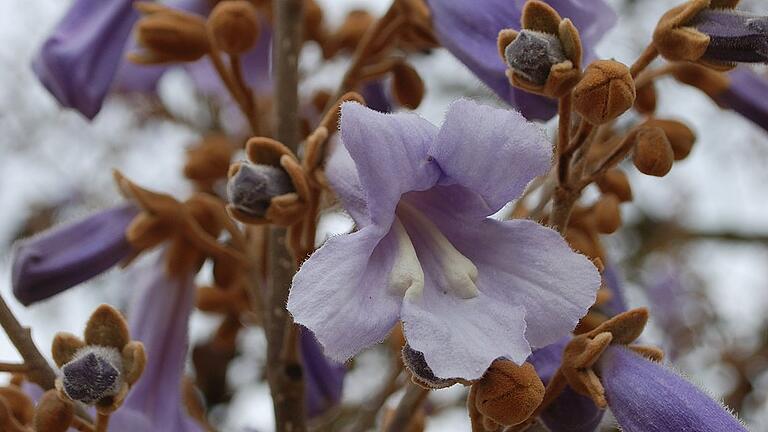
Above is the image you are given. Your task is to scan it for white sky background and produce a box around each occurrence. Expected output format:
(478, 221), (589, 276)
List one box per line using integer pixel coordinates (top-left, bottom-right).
(1, 0), (768, 430)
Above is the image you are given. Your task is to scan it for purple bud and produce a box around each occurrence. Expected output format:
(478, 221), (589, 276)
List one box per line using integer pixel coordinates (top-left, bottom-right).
(717, 67), (768, 132)
(62, 348), (122, 405)
(301, 330), (345, 418)
(226, 162), (294, 218)
(11, 204), (138, 306)
(597, 345), (748, 432)
(504, 30), (566, 86)
(691, 9), (768, 63)
(527, 338), (605, 432)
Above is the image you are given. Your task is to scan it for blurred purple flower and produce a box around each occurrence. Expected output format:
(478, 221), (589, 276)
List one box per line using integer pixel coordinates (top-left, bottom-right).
(601, 265), (628, 316)
(301, 330), (345, 418)
(32, 0), (271, 119)
(287, 99), (599, 380)
(527, 338), (604, 432)
(691, 9), (768, 64)
(597, 345), (747, 432)
(424, 0), (616, 120)
(11, 203), (137, 306)
(717, 67), (768, 131)
(115, 252), (202, 431)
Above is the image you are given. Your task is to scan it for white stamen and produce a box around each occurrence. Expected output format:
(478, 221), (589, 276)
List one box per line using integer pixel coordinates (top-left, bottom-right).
(389, 217), (425, 300)
(397, 203), (479, 299)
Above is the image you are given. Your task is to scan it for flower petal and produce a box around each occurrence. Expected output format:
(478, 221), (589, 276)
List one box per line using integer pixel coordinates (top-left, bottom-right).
(32, 0), (139, 119)
(401, 285), (529, 381)
(11, 204), (138, 306)
(718, 67), (768, 132)
(466, 219), (598, 348)
(431, 99), (551, 216)
(324, 136), (370, 225)
(338, 102), (440, 228)
(301, 330), (345, 418)
(288, 226), (402, 362)
(598, 346), (748, 432)
(412, 198), (598, 348)
(123, 253), (202, 432)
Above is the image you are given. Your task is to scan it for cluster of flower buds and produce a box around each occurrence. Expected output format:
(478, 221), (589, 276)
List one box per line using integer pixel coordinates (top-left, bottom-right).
(52, 305), (146, 413)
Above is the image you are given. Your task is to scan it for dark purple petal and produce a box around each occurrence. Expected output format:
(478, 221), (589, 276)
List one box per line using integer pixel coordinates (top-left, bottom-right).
(717, 67), (768, 131)
(425, 0), (616, 120)
(301, 330), (345, 418)
(361, 81), (393, 113)
(11, 204), (137, 306)
(123, 253), (202, 432)
(227, 162), (294, 218)
(527, 339), (604, 432)
(691, 9), (768, 63)
(32, 0), (140, 119)
(598, 345), (748, 432)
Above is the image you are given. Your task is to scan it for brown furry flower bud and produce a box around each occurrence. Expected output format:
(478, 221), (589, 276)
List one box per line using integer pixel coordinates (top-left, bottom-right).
(593, 194), (622, 234)
(633, 127), (674, 177)
(130, 2), (209, 64)
(643, 119), (696, 160)
(33, 391), (74, 432)
(391, 62), (425, 110)
(304, 0), (325, 43)
(208, 1), (260, 55)
(635, 82), (657, 114)
(473, 360), (544, 427)
(573, 60), (636, 125)
(671, 63), (729, 99)
(595, 169), (632, 202)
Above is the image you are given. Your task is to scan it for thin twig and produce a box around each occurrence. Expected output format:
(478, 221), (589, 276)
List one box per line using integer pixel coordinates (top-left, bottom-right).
(0, 293), (57, 391)
(94, 412), (110, 432)
(0, 362), (28, 373)
(71, 416), (96, 432)
(382, 381), (429, 432)
(630, 44), (659, 78)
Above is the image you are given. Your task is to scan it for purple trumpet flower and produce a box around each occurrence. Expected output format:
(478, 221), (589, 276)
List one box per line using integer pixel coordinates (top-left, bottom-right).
(424, 0), (616, 120)
(32, 0), (142, 119)
(32, 0), (271, 119)
(691, 9), (768, 64)
(597, 345), (748, 432)
(527, 338), (604, 432)
(115, 252), (203, 431)
(288, 99), (599, 380)
(11, 203), (137, 306)
(301, 330), (345, 418)
(717, 67), (768, 132)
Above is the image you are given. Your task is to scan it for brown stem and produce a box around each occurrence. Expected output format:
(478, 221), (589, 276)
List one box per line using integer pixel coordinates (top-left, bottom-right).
(94, 412), (110, 432)
(0, 362), (27, 373)
(549, 186), (578, 234)
(557, 93), (573, 185)
(267, 0), (306, 430)
(207, 47), (260, 135)
(0, 294), (57, 391)
(382, 381), (429, 432)
(630, 44), (659, 78)
(70, 417), (96, 432)
(325, 4), (400, 111)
